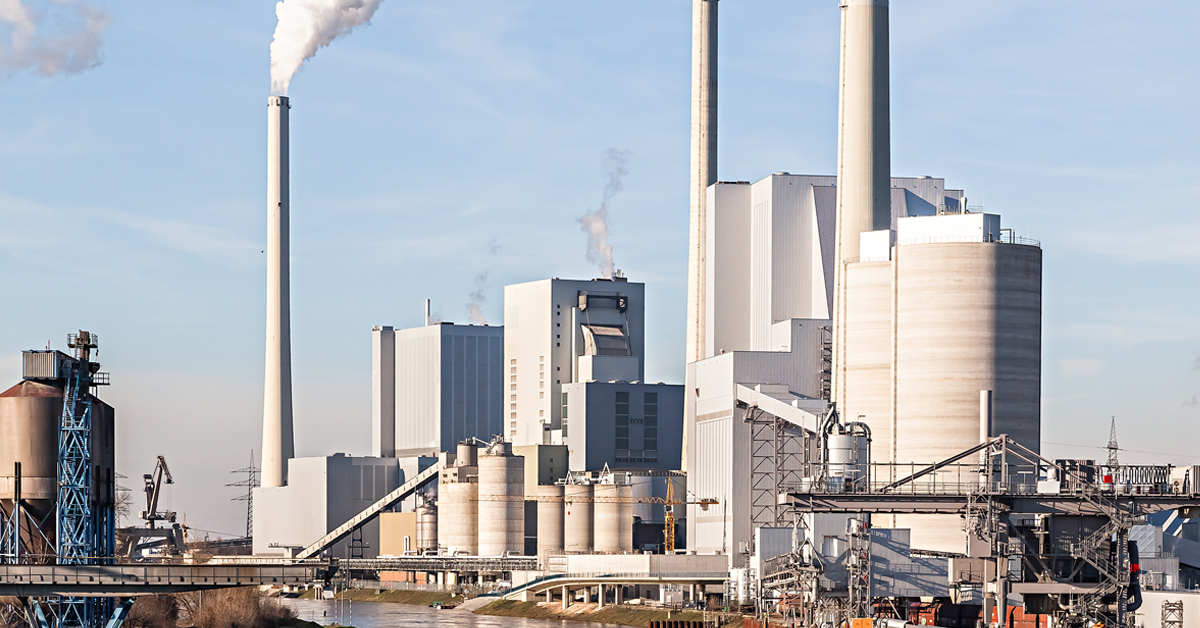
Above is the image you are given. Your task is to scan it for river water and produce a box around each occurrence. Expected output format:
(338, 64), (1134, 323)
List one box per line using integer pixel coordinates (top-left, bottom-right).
(282, 598), (620, 628)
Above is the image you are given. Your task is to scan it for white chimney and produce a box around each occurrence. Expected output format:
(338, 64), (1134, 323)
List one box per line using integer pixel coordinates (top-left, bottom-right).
(685, 0), (717, 366)
(263, 95), (295, 488)
(832, 0), (891, 407)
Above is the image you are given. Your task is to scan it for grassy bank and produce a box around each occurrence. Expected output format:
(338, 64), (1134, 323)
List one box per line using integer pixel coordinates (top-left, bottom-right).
(474, 599), (712, 627)
(296, 588), (458, 607)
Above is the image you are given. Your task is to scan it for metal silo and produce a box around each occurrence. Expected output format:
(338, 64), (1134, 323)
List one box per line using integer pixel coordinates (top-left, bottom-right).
(537, 484), (564, 555)
(563, 483), (593, 553)
(1, 378), (117, 556)
(416, 496), (438, 552)
(477, 444), (524, 556)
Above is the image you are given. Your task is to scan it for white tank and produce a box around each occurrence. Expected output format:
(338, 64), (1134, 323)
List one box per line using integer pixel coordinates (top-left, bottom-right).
(477, 451), (525, 556)
(416, 501), (437, 552)
(456, 442), (478, 467)
(827, 433), (870, 481)
(438, 477), (477, 555)
(618, 485), (634, 552)
(563, 483), (594, 553)
(537, 484), (564, 555)
(593, 484), (621, 553)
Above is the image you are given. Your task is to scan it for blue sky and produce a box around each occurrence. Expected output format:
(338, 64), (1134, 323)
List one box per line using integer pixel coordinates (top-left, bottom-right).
(1, 0), (1197, 538)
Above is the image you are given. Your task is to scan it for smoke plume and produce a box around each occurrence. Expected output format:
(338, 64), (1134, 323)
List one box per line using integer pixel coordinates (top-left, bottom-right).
(0, 0), (109, 76)
(465, 272), (488, 325)
(578, 149), (633, 279)
(269, 0), (382, 95)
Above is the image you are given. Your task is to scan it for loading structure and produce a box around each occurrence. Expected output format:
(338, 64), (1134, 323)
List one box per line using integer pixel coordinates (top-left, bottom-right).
(782, 434), (1200, 628)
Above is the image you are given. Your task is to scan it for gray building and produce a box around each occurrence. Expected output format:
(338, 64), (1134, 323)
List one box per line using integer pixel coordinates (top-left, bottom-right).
(560, 381), (683, 471)
(371, 322), (504, 458)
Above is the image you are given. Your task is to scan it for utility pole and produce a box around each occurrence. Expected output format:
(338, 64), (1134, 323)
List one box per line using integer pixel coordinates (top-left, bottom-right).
(228, 451), (260, 539)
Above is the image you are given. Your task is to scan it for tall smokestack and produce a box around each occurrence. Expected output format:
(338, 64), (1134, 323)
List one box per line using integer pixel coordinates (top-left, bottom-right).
(263, 95), (295, 488)
(425, 298), (432, 326)
(685, 0), (717, 365)
(832, 0), (890, 407)
(682, 0), (717, 474)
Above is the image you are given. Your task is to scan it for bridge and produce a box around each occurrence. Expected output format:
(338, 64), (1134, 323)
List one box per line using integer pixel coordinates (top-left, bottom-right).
(0, 563), (323, 597)
(501, 571), (728, 609)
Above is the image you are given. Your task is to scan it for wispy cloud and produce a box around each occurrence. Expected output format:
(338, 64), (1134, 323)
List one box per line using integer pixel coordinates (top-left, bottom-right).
(1185, 396), (1199, 407)
(1058, 358), (1105, 377)
(1070, 221), (1200, 265)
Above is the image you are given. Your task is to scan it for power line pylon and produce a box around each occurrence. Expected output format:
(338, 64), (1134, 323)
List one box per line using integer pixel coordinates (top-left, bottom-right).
(227, 451), (259, 539)
(1107, 416), (1120, 468)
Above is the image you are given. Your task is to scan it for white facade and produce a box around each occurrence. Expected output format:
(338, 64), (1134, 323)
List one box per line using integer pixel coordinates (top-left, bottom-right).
(686, 317), (828, 566)
(371, 322), (504, 458)
(503, 277), (645, 446)
(253, 454), (400, 557)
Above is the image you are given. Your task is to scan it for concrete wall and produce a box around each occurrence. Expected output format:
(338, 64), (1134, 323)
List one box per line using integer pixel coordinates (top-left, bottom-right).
(514, 444), (569, 495)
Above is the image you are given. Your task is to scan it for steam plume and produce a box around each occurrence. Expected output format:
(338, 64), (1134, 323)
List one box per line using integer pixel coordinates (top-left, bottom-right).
(0, 0), (109, 76)
(578, 149), (633, 279)
(465, 272), (488, 325)
(269, 0), (382, 95)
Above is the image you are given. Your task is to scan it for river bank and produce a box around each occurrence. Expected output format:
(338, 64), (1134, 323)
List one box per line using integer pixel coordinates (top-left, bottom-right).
(295, 590), (740, 628)
(472, 599), (719, 627)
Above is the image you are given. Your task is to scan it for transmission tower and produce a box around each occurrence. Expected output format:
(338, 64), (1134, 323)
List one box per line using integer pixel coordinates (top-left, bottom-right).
(227, 451), (259, 539)
(1107, 417), (1120, 468)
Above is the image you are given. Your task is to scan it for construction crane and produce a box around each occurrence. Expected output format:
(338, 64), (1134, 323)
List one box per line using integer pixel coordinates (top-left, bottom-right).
(119, 456), (185, 558)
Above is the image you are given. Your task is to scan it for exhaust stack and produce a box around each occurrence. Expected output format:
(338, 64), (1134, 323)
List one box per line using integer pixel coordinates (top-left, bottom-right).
(685, 0), (717, 365)
(263, 95), (295, 488)
(832, 0), (891, 406)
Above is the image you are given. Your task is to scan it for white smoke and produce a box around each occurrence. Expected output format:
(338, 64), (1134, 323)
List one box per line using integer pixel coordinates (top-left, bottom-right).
(578, 148), (632, 279)
(465, 272), (488, 325)
(269, 0), (383, 96)
(0, 0), (109, 76)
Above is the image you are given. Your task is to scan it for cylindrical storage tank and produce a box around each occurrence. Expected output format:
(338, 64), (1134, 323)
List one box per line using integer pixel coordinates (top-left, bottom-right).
(826, 433), (870, 482)
(416, 501), (438, 552)
(537, 484), (564, 555)
(438, 479), (477, 555)
(563, 483), (594, 553)
(892, 241), (1041, 552)
(593, 484), (620, 553)
(893, 242), (1042, 463)
(477, 452), (525, 556)
(1, 379), (116, 550)
(617, 485), (634, 552)
(456, 442), (478, 467)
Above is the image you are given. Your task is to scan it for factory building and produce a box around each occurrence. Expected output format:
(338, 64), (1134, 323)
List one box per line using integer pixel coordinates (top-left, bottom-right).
(370, 321), (505, 458)
(252, 454), (400, 557)
(559, 382), (682, 471)
(504, 277), (645, 446)
(504, 277), (683, 473)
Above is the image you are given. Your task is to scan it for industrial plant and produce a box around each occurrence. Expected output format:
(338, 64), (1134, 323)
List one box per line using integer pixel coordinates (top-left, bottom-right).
(2, 2), (1199, 628)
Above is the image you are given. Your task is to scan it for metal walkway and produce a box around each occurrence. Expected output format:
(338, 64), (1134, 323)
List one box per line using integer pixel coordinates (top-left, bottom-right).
(0, 563), (321, 597)
(296, 462), (442, 559)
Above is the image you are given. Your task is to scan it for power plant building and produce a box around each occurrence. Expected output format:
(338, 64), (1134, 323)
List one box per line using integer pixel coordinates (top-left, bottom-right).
(559, 381), (683, 471)
(252, 454), (400, 557)
(371, 322), (505, 458)
(504, 278), (644, 447)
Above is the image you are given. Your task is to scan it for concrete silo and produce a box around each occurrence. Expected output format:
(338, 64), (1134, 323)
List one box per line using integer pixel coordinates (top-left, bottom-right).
(437, 442), (479, 555)
(477, 443), (524, 556)
(537, 484), (564, 555)
(563, 483), (594, 553)
(841, 214), (1042, 552)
